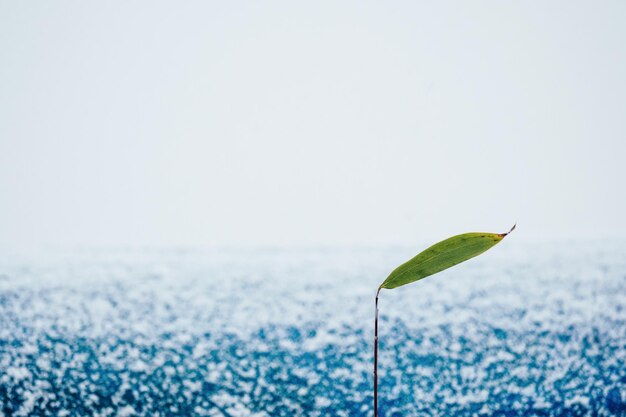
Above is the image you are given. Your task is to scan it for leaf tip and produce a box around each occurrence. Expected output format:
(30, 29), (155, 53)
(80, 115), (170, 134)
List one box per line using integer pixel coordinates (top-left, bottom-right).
(499, 223), (516, 237)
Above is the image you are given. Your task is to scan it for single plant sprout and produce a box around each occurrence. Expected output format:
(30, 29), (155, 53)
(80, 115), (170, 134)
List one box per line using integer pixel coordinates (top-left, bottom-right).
(374, 224), (516, 417)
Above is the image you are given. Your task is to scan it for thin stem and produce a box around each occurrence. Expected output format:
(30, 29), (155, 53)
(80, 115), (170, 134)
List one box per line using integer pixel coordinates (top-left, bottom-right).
(374, 286), (381, 417)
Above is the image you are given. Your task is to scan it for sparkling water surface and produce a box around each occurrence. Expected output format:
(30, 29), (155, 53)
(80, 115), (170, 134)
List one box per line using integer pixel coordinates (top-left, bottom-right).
(1, 242), (625, 416)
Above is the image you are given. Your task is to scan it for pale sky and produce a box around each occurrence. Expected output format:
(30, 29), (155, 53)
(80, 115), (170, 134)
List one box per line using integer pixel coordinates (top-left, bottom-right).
(1, 1), (624, 247)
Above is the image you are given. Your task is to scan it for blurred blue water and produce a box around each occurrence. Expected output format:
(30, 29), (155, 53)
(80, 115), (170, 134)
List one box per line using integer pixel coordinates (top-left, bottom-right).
(1, 243), (625, 416)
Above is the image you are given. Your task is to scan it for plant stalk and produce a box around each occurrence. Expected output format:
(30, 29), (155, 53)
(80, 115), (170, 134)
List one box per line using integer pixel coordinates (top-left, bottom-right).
(374, 286), (381, 417)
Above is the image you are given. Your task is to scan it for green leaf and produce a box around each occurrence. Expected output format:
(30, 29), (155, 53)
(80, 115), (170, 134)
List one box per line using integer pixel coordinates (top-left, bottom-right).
(380, 224), (515, 290)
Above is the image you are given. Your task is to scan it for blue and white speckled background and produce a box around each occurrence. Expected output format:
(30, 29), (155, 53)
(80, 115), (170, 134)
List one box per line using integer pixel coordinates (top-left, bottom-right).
(1, 242), (625, 416)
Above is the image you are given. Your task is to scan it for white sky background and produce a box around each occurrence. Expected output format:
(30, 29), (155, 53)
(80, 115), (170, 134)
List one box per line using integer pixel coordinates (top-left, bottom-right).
(1, 1), (624, 247)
